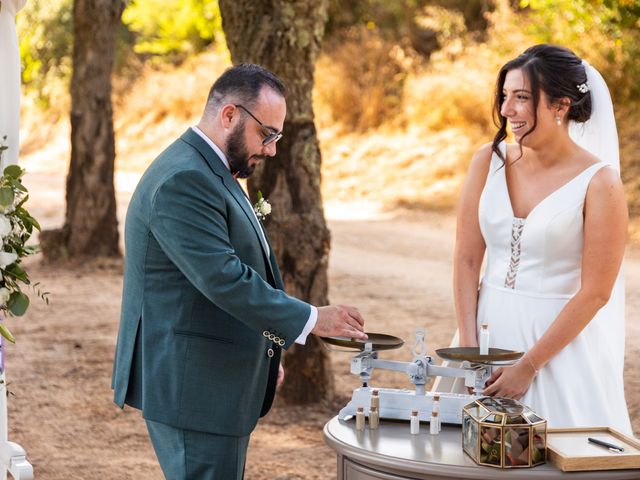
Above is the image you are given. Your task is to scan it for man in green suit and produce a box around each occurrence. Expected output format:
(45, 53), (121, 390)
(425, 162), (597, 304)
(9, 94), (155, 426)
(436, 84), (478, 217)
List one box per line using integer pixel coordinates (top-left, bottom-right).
(112, 64), (367, 479)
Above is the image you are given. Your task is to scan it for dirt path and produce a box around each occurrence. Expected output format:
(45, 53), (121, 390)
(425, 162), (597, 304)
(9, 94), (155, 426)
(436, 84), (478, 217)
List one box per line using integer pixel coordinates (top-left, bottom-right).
(4, 173), (638, 479)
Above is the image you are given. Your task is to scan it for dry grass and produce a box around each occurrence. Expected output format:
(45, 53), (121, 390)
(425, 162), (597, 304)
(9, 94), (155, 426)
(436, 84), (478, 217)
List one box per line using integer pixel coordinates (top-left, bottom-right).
(620, 107), (640, 215)
(318, 126), (476, 211)
(312, 3), (530, 212)
(619, 106), (640, 244)
(314, 26), (410, 133)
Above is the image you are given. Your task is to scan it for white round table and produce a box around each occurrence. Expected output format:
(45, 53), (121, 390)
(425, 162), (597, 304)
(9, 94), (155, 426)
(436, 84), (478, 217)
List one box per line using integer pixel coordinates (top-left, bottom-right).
(324, 416), (640, 480)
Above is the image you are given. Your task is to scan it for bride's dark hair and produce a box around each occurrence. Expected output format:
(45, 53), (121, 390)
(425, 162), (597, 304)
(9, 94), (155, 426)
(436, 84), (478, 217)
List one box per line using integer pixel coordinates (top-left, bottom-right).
(491, 44), (592, 163)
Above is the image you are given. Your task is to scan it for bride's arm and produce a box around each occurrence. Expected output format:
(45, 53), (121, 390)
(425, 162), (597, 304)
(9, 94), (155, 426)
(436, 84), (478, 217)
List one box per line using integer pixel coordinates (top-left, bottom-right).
(484, 166), (627, 398)
(453, 144), (491, 347)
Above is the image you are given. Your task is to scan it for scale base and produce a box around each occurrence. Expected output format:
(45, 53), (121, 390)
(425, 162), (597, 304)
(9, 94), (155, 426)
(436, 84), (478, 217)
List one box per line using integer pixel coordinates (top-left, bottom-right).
(338, 387), (476, 425)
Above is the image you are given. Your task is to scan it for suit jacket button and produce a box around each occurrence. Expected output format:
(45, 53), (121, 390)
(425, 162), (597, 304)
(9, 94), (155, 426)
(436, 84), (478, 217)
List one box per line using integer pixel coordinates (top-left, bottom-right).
(278, 339), (285, 346)
(268, 334), (275, 341)
(263, 330), (270, 337)
(267, 348), (274, 358)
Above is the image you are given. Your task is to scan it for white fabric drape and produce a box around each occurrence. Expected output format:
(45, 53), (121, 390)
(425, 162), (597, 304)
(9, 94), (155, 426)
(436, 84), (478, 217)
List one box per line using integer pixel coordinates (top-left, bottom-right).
(568, 61), (620, 172)
(0, 0), (26, 169)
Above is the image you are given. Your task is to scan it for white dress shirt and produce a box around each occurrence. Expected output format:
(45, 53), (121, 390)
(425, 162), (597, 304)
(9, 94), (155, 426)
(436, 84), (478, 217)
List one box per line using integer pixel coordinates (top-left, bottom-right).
(191, 126), (317, 345)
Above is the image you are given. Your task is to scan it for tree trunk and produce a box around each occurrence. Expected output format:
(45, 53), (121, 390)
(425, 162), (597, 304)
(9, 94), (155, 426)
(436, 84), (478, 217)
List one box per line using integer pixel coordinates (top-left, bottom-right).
(219, 0), (334, 404)
(40, 0), (123, 259)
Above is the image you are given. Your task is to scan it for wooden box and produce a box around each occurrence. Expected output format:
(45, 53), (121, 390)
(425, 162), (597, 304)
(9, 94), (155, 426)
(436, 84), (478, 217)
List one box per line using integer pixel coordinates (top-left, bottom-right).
(547, 427), (640, 472)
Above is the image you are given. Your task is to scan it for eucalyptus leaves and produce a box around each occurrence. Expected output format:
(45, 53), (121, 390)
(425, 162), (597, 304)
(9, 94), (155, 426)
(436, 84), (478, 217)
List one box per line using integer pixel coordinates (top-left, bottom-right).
(0, 137), (45, 343)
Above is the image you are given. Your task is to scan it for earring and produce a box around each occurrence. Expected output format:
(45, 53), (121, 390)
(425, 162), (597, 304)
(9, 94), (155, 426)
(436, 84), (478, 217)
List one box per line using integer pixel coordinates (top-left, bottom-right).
(555, 115), (562, 126)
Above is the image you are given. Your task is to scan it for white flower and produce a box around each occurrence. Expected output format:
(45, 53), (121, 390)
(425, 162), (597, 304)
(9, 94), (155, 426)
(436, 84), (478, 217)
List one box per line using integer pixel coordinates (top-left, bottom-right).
(259, 200), (271, 216)
(0, 251), (17, 269)
(253, 192), (272, 220)
(0, 215), (11, 238)
(0, 288), (10, 305)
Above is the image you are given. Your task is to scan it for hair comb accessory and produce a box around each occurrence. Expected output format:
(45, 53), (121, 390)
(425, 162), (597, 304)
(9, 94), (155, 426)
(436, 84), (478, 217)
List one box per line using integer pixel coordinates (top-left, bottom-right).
(577, 82), (590, 93)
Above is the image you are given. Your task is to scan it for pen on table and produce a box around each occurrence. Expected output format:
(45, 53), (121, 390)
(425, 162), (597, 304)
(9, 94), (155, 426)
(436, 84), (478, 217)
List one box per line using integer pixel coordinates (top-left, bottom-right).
(587, 437), (625, 453)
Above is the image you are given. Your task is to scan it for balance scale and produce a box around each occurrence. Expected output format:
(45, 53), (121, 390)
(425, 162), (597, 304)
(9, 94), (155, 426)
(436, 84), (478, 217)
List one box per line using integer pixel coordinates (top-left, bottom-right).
(323, 329), (522, 425)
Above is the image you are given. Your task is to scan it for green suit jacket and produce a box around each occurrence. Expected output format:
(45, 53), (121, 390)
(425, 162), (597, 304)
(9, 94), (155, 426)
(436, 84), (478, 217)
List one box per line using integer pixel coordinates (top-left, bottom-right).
(112, 129), (310, 437)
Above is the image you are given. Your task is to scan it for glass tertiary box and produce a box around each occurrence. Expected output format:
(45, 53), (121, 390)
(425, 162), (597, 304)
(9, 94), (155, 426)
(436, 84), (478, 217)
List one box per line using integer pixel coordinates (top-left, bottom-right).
(462, 397), (547, 468)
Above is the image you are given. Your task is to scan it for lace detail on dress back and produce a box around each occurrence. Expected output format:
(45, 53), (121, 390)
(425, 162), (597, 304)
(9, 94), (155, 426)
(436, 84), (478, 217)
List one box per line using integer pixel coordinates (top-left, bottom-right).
(504, 217), (526, 289)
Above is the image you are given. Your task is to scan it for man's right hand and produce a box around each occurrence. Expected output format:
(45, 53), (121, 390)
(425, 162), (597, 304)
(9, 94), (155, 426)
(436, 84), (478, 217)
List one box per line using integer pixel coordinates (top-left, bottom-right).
(312, 305), (367, 340)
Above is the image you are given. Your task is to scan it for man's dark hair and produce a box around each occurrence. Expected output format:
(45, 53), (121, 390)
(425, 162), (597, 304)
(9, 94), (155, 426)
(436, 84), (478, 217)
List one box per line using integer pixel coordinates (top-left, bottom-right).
(205, 63), (286, 114)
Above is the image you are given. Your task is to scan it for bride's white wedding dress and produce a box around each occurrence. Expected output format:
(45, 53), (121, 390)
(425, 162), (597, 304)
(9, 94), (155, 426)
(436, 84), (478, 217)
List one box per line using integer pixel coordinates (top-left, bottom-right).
(438, 142), (632, 434)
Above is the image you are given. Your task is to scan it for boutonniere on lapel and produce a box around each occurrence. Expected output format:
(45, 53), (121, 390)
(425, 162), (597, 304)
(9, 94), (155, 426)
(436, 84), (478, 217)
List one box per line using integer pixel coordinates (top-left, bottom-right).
(253, 191), (271, 221)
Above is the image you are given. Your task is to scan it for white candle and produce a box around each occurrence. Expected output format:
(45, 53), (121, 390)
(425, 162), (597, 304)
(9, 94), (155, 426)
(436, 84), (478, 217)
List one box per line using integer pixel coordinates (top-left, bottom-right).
(479, 323), (490, 355)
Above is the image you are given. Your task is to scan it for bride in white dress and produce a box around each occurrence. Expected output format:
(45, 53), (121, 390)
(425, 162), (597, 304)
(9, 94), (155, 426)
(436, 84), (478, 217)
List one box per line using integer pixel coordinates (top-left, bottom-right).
(451, 44), (632, 434)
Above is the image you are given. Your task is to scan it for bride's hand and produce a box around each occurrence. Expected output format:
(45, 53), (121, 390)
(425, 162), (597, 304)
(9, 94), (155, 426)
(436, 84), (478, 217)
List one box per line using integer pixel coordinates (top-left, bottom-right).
(482, 359), (537, 399)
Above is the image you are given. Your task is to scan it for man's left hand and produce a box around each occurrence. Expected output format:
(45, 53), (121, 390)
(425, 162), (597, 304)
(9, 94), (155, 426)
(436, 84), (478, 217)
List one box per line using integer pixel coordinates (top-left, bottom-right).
(277, 362), (285, 388)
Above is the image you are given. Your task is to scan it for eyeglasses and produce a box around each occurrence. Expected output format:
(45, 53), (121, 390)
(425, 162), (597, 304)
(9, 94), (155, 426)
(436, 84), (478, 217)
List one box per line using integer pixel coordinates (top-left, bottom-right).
(235, 104), (283, 146)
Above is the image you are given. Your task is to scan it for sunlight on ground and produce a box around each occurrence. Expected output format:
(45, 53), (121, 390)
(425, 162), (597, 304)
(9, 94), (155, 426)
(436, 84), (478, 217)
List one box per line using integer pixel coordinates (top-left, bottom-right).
(324, 200), (391, 221)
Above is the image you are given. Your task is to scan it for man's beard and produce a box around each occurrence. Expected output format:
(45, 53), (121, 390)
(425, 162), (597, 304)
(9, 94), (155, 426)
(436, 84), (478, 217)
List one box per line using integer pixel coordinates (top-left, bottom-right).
(226, 122), (264, 179)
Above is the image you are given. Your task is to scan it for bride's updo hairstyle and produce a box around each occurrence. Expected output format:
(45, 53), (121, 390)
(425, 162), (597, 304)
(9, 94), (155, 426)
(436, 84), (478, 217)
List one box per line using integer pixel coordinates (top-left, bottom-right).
(491, 44), (592, 162)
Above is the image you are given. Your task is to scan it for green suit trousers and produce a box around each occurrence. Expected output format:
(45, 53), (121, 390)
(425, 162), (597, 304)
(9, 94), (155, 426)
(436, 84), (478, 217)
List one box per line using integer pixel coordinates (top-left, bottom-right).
(146, 419), (250, 479)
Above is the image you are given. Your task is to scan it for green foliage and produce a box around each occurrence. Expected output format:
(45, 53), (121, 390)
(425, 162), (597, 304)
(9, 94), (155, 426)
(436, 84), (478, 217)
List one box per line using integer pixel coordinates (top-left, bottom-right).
(0, 143), (47, 342)
(327, 0), (428, 36)
(325, 0), (493, 62)
(122, 0), (223, 57)
(7, 292), (29, 317)
(0, 324), (14, 344)
(521, 0), (640, 100)
(17, 0), (224, 104)
(17, 0), (73, 108)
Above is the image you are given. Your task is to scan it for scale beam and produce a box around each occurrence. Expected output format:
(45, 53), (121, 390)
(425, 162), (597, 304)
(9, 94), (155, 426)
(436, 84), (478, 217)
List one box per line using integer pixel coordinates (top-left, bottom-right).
(336, 328), (518, 424)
